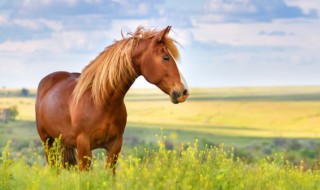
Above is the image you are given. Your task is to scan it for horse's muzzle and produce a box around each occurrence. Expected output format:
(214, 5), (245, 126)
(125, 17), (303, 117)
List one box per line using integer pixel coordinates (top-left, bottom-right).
(171, 89), (189, 104)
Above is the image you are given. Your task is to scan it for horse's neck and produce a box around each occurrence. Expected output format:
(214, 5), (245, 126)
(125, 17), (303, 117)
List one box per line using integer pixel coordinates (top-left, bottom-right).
(102, 76), (137, 105)
(107, 60), (140, 104)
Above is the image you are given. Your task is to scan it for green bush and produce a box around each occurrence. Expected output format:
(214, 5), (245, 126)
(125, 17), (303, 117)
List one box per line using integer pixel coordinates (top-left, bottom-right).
(20, 88), (30, 97)
(7, 106), (19, 121)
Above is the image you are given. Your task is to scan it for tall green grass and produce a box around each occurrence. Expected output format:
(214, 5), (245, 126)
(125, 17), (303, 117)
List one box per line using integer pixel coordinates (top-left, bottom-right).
(1, 139), (320, 190)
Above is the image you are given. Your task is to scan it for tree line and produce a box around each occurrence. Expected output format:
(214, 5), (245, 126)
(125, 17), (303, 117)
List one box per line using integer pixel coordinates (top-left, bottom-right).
(0, 88), (34, 97)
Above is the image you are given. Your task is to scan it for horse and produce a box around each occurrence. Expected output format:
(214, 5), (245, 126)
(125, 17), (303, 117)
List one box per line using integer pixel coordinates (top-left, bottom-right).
(35, 26), (189, 172)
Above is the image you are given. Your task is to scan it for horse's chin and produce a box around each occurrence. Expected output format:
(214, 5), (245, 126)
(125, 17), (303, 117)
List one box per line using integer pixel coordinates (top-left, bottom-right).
(171, 99), (180, 104)
(170, 94), (188, 104)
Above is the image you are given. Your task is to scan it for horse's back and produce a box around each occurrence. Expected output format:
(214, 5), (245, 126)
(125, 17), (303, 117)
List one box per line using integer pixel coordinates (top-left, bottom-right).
(37, 71), (79, 97)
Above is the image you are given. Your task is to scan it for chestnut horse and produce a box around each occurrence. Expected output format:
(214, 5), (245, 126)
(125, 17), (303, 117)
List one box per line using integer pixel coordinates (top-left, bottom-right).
(35, 26), (189, 172)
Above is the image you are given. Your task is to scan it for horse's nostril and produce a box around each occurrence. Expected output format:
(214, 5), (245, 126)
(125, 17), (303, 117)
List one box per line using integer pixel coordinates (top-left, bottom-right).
(183, 89), (188, 96)
(172, 91), (179, 99)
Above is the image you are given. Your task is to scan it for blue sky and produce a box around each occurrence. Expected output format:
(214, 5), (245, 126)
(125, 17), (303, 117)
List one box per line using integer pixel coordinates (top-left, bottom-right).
(0, 0), (319, 88)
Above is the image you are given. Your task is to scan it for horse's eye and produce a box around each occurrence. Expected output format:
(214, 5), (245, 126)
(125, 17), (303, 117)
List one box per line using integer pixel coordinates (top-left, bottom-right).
(163, 55), (170, 61)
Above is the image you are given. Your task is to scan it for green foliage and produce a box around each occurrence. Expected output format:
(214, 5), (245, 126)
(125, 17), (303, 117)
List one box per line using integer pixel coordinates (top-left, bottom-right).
(44, 135), (65, 174)
(20, 88), (29, 97)
(1, 140), (320, 190)
(7, 106), (18, 121)
(0, 141), (12, 189)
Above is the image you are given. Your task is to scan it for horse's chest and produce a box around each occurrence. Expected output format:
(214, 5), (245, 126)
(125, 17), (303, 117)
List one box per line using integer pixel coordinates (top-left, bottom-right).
(91, 119), (124, 149)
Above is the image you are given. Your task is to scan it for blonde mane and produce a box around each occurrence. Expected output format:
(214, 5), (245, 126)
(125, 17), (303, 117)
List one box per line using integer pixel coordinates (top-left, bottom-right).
(72, 26), (180, 106)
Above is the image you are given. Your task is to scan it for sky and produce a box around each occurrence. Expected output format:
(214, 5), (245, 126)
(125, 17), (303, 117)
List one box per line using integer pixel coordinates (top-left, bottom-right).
(0, 0), (319, 88)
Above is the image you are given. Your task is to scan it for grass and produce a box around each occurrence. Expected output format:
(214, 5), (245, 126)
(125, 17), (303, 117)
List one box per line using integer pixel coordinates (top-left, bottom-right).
(1, 139), (320, 190)
(1, 86), (320, 189)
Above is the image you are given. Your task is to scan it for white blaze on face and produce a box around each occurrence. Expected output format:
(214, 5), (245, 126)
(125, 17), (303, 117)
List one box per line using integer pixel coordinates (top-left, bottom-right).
(179, 71), (188, 90)
(168, 50), (188, 91)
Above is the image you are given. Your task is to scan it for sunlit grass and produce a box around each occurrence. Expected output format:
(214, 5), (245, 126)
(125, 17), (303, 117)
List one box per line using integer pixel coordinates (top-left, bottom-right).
(1, 139), (320, 190)
(0, 97), (35, 121)
(1, 87), (320, 137)
(125, 100), (320, 137)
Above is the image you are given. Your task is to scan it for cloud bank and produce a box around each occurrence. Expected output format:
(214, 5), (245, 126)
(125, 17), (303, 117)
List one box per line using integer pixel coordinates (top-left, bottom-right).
(0, 0), (319, 88)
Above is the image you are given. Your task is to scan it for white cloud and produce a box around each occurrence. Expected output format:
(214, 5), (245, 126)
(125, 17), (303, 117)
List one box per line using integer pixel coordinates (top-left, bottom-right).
(1, 17), (63, 32)
(0, 57), (26, 74)
(204, 0), (257, 14)
(22, 0), (52, 6)
(0, 39), (53, 53)
(22, 0), (80, 7)
(0, 30), (111, 54)
(38, 19), (63, 31)
(188, 15), (320, 85)
(105, 19), (149, 38)
(285, 0), (320, 14)
(85, 0), (102, 3)
(197, 0), (310, 23)
(52, 32), (89, 51)
(115, 2), (151, 16)
(51, 30), (108, 51)
(1, 0), (319, 88)
(66, 0), (78, 6)
(191, 18), (320, 49)
(0, 18), (156, 55)
(112, 1), (151, 16)
(169, 29), (194, 47)
(13, 19), (42, 30)
(0, 14), (8, 25)
(103, 19), (192, 47)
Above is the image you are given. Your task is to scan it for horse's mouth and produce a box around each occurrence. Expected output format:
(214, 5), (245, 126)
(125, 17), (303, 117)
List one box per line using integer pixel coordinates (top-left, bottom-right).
(170, 89), (189, 104)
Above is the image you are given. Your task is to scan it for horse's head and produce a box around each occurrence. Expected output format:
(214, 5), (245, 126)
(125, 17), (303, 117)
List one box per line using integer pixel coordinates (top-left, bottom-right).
(132, 26), (189, 104)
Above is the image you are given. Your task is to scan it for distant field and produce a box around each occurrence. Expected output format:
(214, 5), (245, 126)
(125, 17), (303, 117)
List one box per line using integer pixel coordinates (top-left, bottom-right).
(0, 97), (35, 121)
(1, 86), (320, 167)
(128, 86), (320, 138)
(1, 86), (320, 138)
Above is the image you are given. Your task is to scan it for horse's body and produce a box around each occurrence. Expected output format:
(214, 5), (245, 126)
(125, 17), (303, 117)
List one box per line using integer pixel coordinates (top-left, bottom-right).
(35, 26), (189, 171)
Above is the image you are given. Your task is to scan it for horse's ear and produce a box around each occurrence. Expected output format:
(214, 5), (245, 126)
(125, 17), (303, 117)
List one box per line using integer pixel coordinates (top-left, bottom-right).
(154, 26), (171, 43)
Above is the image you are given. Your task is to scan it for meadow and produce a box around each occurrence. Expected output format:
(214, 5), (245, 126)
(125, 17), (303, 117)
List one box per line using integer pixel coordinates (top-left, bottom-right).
(1, 86), (320, 189)
(1, 139), (320, 190)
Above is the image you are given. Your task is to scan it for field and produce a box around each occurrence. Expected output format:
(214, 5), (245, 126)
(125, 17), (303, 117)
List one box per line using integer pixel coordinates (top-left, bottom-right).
(1, 86), (320, 189)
